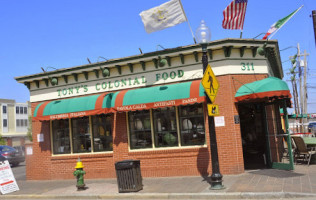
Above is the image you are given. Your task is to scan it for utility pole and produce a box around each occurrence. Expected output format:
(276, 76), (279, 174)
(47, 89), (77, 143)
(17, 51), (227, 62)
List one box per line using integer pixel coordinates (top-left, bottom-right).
(295, 43), (309, 133)
(312, 10), (316, 47)
(297, 43), (304, 132)
(303, 50), (309, 132)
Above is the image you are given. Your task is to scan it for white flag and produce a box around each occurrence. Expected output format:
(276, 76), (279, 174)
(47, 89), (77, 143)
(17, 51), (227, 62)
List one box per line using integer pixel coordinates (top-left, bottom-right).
(139, 0), (187, 34)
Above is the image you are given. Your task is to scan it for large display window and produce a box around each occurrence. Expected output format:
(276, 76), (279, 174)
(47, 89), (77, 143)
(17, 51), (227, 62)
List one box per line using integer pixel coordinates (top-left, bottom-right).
(128, 103), (205, 150)
(51, 114), (113, 155)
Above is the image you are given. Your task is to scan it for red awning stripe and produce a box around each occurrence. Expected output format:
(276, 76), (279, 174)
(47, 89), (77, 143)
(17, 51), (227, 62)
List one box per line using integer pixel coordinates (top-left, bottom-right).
(36, 101), (51, 117)
(235, 90), (292, 102)
(95, 92), (108, 110)
(114, 90), (128, 108)
(190, 80), (201, 99)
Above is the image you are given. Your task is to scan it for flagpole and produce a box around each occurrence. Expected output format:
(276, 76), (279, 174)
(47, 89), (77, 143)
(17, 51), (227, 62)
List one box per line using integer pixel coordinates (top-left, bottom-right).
(240, 30), (243, 38)
(178, 0), (196, 44)
(269, 5), (304, 39)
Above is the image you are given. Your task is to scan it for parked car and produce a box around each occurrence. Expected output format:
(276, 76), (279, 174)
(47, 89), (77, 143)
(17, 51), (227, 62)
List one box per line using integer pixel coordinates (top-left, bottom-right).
(0, 145), (25, 166)
(0, 154), (7, 162)
(308, 122), (316, 136)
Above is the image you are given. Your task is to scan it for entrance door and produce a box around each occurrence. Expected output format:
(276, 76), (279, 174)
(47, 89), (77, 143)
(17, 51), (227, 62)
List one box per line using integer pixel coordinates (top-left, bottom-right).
(264, 102), (294, 170)
(239, 103), (267, 169)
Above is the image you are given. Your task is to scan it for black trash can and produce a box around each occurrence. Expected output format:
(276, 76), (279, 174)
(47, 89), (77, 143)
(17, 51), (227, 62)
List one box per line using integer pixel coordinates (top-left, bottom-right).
(115, 160), (143, 193)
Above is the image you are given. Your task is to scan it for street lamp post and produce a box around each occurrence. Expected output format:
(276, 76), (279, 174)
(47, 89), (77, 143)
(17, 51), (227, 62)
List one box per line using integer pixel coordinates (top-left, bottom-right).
(196, 20), (224, 190)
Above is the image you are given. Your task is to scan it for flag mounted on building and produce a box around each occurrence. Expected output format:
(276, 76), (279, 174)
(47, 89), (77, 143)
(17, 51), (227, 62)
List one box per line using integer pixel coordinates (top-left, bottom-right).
(222, 0), (248, 30)
(262, 6), (303, 40)
(139, 0), (187, 34)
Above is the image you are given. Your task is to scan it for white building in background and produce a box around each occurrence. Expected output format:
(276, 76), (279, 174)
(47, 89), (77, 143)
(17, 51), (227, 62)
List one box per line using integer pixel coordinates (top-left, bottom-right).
(0, 99), (31, 146)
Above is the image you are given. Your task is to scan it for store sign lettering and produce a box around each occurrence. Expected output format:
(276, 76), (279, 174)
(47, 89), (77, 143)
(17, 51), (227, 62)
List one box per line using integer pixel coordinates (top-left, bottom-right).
(56, 70), (184, 97)
(49, 112), (86, 120)
(117, 104), (147, 112)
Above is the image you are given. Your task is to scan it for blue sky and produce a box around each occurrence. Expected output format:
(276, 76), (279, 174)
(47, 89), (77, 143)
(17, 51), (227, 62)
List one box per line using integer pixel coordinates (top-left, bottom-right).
(0, 0), (315, 113)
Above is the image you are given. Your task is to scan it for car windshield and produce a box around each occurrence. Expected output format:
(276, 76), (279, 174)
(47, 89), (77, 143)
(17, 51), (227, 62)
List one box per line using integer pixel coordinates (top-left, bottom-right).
(0, 146), (16, 152)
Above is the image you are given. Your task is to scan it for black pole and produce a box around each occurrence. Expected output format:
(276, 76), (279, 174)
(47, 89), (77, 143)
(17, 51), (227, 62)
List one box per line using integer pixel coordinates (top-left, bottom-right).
(312, 10), (316, 47)
(201, 43), (224, 190)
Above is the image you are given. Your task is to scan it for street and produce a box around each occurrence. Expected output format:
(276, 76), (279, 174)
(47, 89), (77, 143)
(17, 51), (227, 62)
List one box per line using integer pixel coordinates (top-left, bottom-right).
(11, 161), (26, 181)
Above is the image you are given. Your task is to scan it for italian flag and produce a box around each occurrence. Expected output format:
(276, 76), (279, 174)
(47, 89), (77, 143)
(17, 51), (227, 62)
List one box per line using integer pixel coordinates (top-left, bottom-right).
(263, 6), (302, 40)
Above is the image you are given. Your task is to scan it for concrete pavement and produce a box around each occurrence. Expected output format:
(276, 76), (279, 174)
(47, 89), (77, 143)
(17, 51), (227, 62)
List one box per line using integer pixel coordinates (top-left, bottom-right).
(2, 164), (316, 199)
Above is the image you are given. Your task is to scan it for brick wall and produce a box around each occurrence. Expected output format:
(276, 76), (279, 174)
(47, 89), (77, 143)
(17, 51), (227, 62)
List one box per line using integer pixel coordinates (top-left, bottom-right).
(26, 74), (268, 180)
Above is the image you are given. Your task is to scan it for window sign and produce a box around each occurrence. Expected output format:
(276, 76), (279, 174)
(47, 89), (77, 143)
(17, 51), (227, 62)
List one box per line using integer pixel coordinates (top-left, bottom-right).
(37, 133), (44, 142)
(215, 116), (225, 127)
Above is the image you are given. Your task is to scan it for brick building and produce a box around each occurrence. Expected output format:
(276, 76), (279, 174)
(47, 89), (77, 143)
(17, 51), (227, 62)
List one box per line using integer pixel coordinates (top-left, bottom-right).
(15, 39), (293, 180)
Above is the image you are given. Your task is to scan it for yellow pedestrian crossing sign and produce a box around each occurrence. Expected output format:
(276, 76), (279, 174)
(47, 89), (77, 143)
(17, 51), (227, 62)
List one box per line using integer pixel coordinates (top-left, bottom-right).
(207, 104), (219, 116)
(201, 64), (219, 102)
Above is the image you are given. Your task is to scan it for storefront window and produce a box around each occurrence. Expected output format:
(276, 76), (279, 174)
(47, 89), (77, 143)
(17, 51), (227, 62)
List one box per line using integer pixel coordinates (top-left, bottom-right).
(72, 117), (91, 153)
(153, 107), (178, 147)
(179, 104), (205, 146)
(128, 110), (152, 149)
(91, 115), (113, 152)
(52, 119), (70, 154)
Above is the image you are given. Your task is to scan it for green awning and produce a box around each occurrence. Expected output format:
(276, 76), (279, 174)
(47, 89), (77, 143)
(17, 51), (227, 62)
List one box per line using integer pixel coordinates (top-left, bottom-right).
(112, 80), (205, 112)
(235, 77), (291, 102)
(33, 93), (113, 121)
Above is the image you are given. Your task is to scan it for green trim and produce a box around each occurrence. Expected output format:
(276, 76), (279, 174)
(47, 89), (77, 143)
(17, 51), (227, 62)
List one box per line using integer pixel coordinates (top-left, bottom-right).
(179, 54), (184, 64)
(223, 46), (233, 57)
(16, 39), (279, 82)
(251, 46), (258, 58)
(72, 73), (78, 82)
(115, 65), (122, 75)
(63, 75), (68, 83)
(128, 63), (133, 73)
(271, 162), (293, 170)
(140, 61), (146, 71)
(83, 71), (89, 80)
(239, 46), (246, 57)
(93, 69), (99, 78)
(193, 51), (198, 62)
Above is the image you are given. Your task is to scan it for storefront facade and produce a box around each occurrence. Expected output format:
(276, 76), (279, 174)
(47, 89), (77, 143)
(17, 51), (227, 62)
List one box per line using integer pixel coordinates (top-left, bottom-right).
(15, 39), (292, 180)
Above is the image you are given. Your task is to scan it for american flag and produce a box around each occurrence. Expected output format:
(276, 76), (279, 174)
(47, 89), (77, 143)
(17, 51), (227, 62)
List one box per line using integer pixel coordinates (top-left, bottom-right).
(222, 0), (248, 30)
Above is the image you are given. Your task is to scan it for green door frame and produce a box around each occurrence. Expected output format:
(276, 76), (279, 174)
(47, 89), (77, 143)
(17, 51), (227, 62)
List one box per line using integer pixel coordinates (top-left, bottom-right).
(264, 99), (294, 170)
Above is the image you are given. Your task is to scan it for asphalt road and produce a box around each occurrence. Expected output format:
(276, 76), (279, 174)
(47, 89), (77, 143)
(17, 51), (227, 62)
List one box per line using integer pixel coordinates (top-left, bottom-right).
(11, 161), (26, 181)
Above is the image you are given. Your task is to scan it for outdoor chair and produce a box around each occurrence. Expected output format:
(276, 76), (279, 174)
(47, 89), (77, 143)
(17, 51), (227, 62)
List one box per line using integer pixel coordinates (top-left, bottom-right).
(292, 136), (316, 166)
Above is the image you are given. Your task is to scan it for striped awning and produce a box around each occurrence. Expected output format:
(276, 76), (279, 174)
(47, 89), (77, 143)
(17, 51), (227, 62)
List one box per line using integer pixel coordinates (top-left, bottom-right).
(33, 80), (205, 121)
(235, 77), (292, 102)
(111, 80), (205, 112)
(33, 93), (113, 121)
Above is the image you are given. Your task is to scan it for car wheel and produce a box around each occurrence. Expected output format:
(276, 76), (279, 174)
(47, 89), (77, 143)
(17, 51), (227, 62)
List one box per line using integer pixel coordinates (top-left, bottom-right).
(11, 162), (19, 167)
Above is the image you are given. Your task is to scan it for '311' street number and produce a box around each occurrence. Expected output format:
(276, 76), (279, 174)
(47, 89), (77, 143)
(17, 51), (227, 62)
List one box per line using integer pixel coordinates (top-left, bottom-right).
(241, 62), (254, 71)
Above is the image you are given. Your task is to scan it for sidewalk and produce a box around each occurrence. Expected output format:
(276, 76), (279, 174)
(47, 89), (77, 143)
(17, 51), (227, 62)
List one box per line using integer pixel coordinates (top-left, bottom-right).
(2, 164), (316, 199)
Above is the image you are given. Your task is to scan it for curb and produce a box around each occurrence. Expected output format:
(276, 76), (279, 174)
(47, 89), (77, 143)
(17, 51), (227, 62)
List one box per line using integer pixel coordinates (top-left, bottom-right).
(2, 192), (316, 199)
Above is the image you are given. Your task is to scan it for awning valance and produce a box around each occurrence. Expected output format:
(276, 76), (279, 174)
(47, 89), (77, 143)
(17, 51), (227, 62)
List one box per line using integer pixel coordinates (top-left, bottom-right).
(33, 80), (205, 121)
(112, 80), (205, 112)
(33, 93), (113, 121)
(235, 77), (292, 102)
